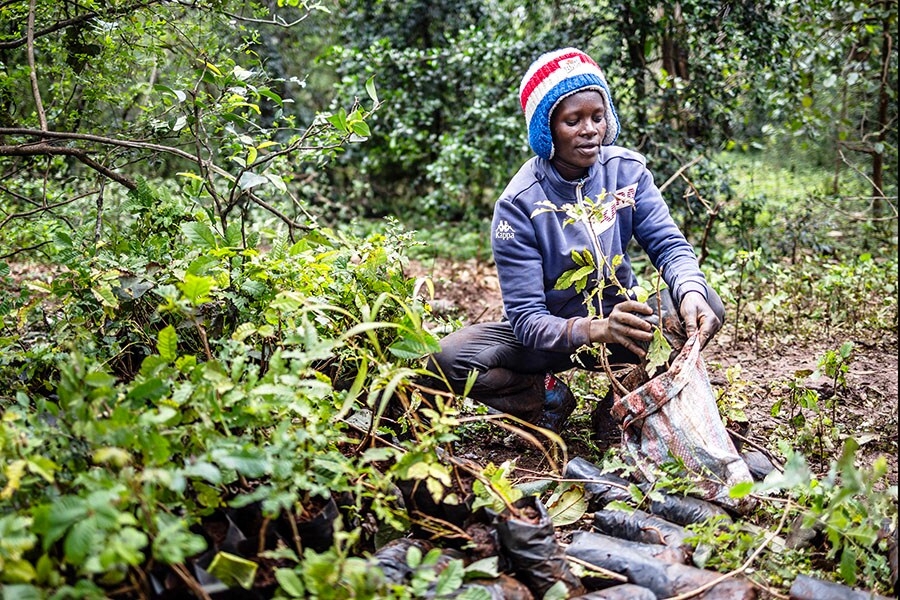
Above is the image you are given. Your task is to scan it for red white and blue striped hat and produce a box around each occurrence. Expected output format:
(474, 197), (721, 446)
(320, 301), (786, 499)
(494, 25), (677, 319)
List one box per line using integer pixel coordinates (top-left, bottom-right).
(519, 48), (619, 160)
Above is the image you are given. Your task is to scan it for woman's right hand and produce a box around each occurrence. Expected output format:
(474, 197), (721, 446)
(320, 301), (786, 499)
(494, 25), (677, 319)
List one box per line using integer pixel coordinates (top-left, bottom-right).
(589, 301), (655, 357)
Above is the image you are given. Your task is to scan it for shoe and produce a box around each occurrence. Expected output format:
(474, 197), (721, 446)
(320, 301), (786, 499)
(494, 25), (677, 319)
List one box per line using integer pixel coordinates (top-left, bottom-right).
(536, 374), (577, 434)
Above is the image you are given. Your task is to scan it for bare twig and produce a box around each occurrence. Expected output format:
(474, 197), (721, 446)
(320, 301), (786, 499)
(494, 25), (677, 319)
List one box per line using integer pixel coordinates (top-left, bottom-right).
(74, 152), (136, 190)
(0, 1), (160, 50)
(285, 510), (304, 558)
(0, 129), (327, 229)
(471, 304), (491, 324)
(26, 0), (47, 131)
(187, 82), (225, 225)
(339, 417), (406, 452)
(0, 191), (93, 230)
(0, 183), (40, 208)
(456, 413), (562, 475)
(838, 148), (886, 200)
(697, 200), (724, 267)
(409, 510), (473, 540)
(0, 129), (229, 178)
(746, 573), (791, 600)
(661, 506), (790, 600)
(659, 155), (703, 193)
(726, 428), (784, 472)
(247, 192), (312, 233)
(221, 8), (312, 27)
(0, 142), (136, 188)
(0, 240), (51, 261)
(170, 563), (211, 600)
(565, 555), (630, 583)
(819, 194), (899, 221)
(257, 517), (271, 556)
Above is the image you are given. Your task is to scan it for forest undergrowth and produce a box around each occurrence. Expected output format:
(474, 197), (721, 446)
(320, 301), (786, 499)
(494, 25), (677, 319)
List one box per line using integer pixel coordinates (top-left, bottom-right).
(0, 0), (896, 596)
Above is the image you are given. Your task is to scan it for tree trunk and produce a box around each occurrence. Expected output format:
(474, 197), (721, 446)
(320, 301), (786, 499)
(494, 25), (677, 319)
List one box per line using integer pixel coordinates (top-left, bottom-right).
(871, 14), (890, 220)
(833, 82), (847, 194)
(621, 4), (648, 131)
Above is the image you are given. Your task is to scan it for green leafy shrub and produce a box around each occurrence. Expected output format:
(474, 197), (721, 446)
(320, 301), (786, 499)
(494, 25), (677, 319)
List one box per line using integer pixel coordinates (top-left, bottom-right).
(689, 440), (898, 594)
(0, 213), (453, 595)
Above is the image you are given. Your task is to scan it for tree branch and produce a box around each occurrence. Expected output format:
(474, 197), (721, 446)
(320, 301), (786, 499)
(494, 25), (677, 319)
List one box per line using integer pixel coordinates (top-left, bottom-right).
(0, 129), (332, 230)
(838, 149), (886, 199)
(0, 240), (51, 261)
(659, 154), (704, 193)
(221, 8), (312, 28)
(26, 0), (47, 131)
(0, 143), (135, 189)
(247, 192), (311, 233)
(0, 128), (228, 179)
(0, 1), (161, 50)
(0, 190), (93, 230)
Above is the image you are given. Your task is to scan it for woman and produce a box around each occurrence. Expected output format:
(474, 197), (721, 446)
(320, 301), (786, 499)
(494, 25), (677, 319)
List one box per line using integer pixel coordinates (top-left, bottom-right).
(427, 48), (724, 435)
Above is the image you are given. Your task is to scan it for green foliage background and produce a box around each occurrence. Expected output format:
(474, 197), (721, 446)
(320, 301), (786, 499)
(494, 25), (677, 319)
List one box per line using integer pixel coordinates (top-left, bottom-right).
(0, 0), (897, 598)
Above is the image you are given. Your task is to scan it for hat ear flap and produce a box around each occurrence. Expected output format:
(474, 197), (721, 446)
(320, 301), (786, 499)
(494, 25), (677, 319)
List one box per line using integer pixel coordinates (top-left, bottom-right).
(598, 83), (620, 146)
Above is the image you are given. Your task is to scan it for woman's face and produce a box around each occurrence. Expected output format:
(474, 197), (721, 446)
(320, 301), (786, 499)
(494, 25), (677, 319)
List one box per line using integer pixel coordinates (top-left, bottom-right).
(550, 90), (607, 181)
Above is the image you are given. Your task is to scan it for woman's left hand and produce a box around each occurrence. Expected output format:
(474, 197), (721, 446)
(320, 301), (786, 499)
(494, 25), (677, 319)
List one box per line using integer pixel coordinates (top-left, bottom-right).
(679, 291), (722, 349)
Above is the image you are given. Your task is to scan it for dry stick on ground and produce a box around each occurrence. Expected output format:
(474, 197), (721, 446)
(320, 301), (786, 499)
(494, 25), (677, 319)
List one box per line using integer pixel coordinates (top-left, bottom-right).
(726, 428), (785, 472)
(471, 304), (491, 325)
(170, 562), (212, 600)
(564, 555), (629, 583)
(456, 413), (562, 476)
(661, 505), (791, 600)
(410, 511), (473, 541)
(514, 472), (633, 494)
(745, 574), (791, 600)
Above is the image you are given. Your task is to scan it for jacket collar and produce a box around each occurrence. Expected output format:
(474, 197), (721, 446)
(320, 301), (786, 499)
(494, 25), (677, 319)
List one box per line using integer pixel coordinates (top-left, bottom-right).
(535, 151), (605, 203)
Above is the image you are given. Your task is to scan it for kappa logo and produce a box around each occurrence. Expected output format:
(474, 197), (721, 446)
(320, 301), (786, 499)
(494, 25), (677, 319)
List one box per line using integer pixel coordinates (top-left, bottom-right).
(495, 220), (516, 240)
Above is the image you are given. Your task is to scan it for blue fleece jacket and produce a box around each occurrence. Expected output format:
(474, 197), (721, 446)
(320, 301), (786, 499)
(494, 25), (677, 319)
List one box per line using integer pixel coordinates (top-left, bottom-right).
(491, 146), (709, 353)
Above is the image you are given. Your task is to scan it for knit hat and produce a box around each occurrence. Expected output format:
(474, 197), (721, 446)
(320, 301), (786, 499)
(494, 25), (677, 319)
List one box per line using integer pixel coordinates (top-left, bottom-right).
(519, 48), (620, 160)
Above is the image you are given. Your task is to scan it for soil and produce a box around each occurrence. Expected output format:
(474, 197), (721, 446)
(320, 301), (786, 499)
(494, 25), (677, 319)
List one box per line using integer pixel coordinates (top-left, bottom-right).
(408, 257), (900, 486)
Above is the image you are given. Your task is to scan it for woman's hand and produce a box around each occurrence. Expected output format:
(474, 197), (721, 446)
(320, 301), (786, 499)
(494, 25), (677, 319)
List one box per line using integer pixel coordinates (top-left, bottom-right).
(589, 300), (654, 357)
(679, 291), (722, 348)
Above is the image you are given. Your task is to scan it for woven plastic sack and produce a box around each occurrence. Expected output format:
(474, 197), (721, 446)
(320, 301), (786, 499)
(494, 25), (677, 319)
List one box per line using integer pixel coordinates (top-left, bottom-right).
(610, 335), (756, 513)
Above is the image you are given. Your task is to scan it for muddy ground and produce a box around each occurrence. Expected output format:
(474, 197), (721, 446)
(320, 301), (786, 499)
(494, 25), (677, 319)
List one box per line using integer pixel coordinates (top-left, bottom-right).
(408, 257), (899, 486)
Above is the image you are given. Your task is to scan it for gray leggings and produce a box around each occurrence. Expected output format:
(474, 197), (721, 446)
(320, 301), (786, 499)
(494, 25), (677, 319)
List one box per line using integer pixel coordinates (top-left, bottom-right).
(425, 289), (725, 420)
